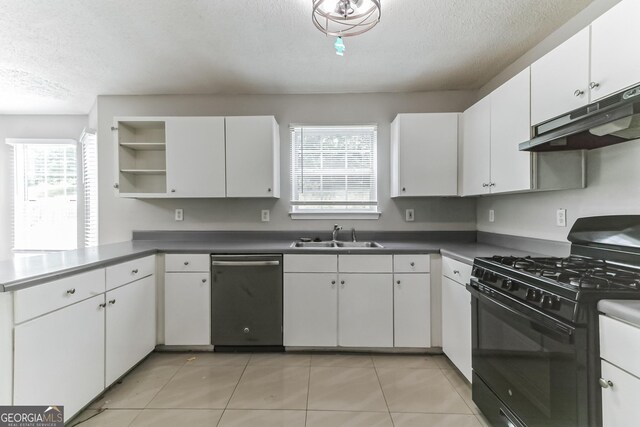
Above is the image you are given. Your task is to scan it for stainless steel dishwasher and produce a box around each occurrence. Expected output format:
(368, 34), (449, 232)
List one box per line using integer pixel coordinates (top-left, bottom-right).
(211, 254), (283, 351)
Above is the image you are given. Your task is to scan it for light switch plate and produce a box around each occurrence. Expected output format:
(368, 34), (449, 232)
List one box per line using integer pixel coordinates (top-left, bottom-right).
(175, 208), (184, 221)
(557, 209), (567, 227)
(261, 210), (270, 222)
(489, 210), (495, 223)
(405, 209), (415, 222)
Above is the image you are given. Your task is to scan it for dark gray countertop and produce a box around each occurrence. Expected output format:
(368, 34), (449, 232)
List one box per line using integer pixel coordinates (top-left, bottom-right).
(598, 300), (640, 328)
(0, 231), (551, 292)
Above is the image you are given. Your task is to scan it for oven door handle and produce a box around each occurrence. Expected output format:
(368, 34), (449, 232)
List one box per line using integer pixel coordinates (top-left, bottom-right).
(499, 407), (526, 427)
(470, 285), (575, 338)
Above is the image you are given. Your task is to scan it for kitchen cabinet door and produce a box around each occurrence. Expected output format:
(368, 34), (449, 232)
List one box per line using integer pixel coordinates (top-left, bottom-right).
(601, 360), (640, 427)
(490, 68), (532, 194)
(14, 295), (105, 422)
(394, 274), (431, 348)
(590, 0), (640, 101)
(461, 97), (491, 196)
(105, 275), (156, 385)
(284, 273), (338, 347)
(531, 27), (590, 125)
(165, 117), (226, 197)
(442, 276), (472, 382)
(165, 272), (211, 346)
(338, 274), (393, 348)
(391, 113), (459, 197)
(225, 116), (280, 198)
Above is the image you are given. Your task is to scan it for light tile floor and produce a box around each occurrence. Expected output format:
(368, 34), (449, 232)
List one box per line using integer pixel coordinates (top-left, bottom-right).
(71, 352), (491, 427)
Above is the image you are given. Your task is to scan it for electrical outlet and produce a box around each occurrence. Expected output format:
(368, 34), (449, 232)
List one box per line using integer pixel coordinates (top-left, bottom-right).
(405, 209), (415, 222)
(557, 208), (567, 227)
(175, 208), (184, 221)
(489, 209), (495, 223)
(261, 209), (270, 222)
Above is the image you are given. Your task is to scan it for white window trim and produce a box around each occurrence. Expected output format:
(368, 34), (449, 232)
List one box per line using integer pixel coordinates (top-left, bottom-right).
(289, 123), (380, 220)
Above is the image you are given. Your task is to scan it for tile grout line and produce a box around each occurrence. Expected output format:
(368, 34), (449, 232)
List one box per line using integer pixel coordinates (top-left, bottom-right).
(372, 361), (396, 427)
(304, 364), (312, 427)
(216, 356), (251, 426)
(439, 364), (478, 417)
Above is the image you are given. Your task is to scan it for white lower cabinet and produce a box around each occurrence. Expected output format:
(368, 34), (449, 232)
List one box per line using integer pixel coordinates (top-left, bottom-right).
(601, 360), (640, 427)
(283, 273), (338, 347)
(14, 295), (106, 421)
(394, 273), (431, 348)
(105, 276), (156, 385)
(165, 272), (211, 345)
(442, 276), (472, 382)
(338, 273), (393, 348)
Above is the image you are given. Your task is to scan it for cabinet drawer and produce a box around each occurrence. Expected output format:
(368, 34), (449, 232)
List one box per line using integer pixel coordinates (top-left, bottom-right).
(600, 315), (640, 378)
(14, 269), (106, 324)
(394, 254), (430, 273)
(106, 255), (156, 291)
(442, 256), (472, 285)
(339, 255), (393, 273)
(165, 254), (210, 272)
(284, 255), (337, 273)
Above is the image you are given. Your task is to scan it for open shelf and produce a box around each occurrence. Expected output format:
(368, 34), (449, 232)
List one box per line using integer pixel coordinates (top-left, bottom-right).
(120, 169), (167, 175)
(119, 142), (166, 151)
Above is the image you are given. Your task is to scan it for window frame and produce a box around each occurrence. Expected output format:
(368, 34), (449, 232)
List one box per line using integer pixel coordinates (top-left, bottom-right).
(289, 124), (381, 220)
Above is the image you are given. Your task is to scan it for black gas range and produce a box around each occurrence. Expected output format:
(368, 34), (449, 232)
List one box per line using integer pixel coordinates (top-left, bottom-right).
(469, 215), (640, 427)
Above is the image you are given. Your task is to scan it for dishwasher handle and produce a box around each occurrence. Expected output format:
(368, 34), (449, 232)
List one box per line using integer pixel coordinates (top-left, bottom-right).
(212, 260), (280, 267)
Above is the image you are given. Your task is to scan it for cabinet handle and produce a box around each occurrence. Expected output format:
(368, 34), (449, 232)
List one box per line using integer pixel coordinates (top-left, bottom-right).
(132, 269), (139, 274)
(590, 82), (600, 90)
(113, 183), (119, 189)
(599, 378), (614, 389)
(184, 261), (190, 266)
(66, 288), (76, 295)
(108, 299), (116, 305)
(402, 187), (406, 192)
(267, 188), (272, 192)
(171, 189), (176, 193)
(453, 270), (460, 275)
(202, 278), (207, 283)
(574, 89), (585, 97)
(482, 183), (489, 188)
(99, 303), (107, 309)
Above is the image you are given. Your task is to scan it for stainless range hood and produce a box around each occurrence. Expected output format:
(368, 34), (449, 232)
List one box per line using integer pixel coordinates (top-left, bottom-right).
(520, 84), (640, 152)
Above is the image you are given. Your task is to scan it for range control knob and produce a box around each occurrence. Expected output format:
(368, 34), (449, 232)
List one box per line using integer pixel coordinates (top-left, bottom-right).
(526, 288), (542, 302)
(502, 279), (517, 291)
(541, 295), (561, 310)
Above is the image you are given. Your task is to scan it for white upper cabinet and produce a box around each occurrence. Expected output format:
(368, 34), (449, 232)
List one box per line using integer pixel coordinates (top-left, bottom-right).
(390, 113), (459, 197)
(531, 27), (590, 125)
(165, 117), (226, 197)
(490, 68), (532, 194)
(225, 116), (280, 198)
(590, 0), (640, 101)
(461, 96), (491, 196)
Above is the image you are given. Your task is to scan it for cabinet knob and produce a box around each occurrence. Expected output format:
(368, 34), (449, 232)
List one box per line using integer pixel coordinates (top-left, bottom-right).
(489, 182), (496, 187)
(599, 378), (613, 389)
(402, 187), (406, 192)
(184, 261), (189, 266)
(243, 327), (250, 334)
(132, 269), (139, 274)
(66, 288), (76, 295)
(171, 189), (176, 193)
(331, 280), (336, 285)
(396, 280), (401, 285)
(574, 89), (585, 97)
(99, 303), (107, 309)
(267, 188), (272, 192)
(590, 82), (600, 90)
(113, 183), (119, 189)
(108, 299), (116, 305)
(482, 183), (489, 188)
(410, 262), (415, 267)
(202, 278), (207, 283)
(453, 270), (460, 275)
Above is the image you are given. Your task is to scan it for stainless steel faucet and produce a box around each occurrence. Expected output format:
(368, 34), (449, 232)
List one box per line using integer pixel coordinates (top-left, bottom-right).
(332, 224), (343, 241)
(351, 227), (357, 242)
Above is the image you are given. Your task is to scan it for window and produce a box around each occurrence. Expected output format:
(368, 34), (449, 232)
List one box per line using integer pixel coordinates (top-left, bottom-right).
(10, 140), (78, 251)
(290, 125), (379, 218)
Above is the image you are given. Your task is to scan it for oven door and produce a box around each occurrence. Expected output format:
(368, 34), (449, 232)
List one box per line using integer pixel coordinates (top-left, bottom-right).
(470, 281), (586, 427)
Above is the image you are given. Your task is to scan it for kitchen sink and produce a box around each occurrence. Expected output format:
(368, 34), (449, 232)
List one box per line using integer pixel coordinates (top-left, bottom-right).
(335, 241), (384, 248)
(290, 241), (384, 248)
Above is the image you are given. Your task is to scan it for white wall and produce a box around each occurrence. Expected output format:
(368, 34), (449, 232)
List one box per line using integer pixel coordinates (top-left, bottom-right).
(97, 92), (478, 244)
(0, 115), (88, 260)
(476, 0), (638, 243)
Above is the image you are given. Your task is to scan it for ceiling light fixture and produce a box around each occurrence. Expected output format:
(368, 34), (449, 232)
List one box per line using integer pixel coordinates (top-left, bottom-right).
(312, 0), (381, 55)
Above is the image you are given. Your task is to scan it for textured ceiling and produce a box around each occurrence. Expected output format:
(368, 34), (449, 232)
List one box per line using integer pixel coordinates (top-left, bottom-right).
(0, 0), (592, 114)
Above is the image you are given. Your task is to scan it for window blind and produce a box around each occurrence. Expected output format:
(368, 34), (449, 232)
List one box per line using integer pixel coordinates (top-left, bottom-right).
(290, 125), (378, 212)
(80, 129), (98, 247)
